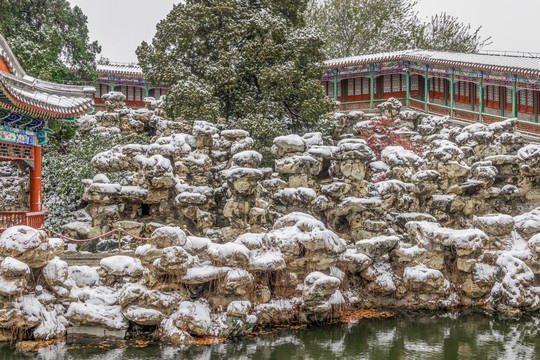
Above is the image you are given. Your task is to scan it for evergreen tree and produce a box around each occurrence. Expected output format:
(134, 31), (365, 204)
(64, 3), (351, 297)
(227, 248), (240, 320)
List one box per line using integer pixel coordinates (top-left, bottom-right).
(136, 0), (333, 130)
(0, 0), (101, 81)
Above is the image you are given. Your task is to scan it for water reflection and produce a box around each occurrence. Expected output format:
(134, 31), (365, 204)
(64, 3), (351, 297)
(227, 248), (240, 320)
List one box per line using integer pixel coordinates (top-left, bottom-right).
(3, 311), (540, 360)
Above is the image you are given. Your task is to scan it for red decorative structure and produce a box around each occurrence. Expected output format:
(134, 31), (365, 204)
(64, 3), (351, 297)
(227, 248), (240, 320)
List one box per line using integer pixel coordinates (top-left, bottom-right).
(0, 34), (94, 233)
(323, 50), (540, 138)
(91, 63), (168, 109)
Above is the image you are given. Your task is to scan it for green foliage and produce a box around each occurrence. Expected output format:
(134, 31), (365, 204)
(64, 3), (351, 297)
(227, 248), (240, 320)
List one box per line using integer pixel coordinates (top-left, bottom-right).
(0, 0), (101, 81)
(42, 125), (151, 230)
(228, 114), (289, 167)
(307, 0), (491, 57)
(137, 0), (333, 135)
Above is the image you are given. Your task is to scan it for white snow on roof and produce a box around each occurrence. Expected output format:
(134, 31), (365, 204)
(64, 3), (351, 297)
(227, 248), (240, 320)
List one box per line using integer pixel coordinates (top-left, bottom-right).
(325, 49), (540, 76)
(97, 63), (143, 76)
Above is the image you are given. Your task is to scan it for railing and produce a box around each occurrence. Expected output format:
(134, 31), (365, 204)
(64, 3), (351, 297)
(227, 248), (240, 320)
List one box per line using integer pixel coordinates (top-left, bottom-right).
(340, 97), (540, 138)
(0, 211), (47, 234)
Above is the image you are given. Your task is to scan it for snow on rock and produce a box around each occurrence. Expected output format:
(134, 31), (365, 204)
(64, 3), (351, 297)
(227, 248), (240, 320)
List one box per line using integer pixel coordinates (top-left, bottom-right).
(381, 146), (423, 168)
(233, 233), (264, 250)
(303, 132), (323, 148)
(158, 318), (195, 345)
(122, 305), (163, 326)
(403, 264), (446, 294)
(100, 255), (144, 277)
(151, 226), (189, 249)
(223, 269), (253, 297)
(17, 295), (67, 340)
(43, 257), (73, 296)
(490, 254), (540, 313)
(406, 221), (488, 256)
(337, 249), (373, 273)
(302, 272), (341, 311)
(173, 301), (213, 336)
(231, 150), (263, 168)
(274, 187), (317, 207)
(514, 207), (540, 240)
(68, 265), (99, 288)
(248, 250), (286, 271)
(473, 214), (515, 238)
(208, 242), (251, 267)
(0, 275), (25, 297)
(274, 154), (321, 175)
(0, 257), (30, 278)
(528, 234), (540, 254)
(66, 302), (128, 330)
(269, 212), (346, 269)
(355, 235), (399, 259)
(153, 246), (196, 276)
(517, 144), (540, 163)
(182, 263), (230, 285)
(272, 135), (306, 157)
(227, 300), (252, 317)
(0, 226), (62, 268)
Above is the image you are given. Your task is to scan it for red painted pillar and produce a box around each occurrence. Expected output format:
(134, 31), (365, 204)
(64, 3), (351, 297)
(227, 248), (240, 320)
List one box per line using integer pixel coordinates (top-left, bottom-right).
(29, 146), (42, 213)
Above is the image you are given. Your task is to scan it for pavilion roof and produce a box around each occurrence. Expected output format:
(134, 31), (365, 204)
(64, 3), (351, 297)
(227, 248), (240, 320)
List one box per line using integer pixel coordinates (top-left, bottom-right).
(325, 50), (540, 77)
(0, 34), (95, 119)
(97, 63), (143, 76)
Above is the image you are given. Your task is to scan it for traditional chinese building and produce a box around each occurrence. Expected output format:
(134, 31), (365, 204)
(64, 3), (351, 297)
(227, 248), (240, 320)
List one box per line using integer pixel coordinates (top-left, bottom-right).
(323, 50), (540, 137)
(0, 35), (95, 233)
(93, 62), (168, 109)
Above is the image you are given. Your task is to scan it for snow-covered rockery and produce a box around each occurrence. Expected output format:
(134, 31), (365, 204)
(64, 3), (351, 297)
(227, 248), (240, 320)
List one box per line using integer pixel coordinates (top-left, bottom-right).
(0, 216), (351, 343)
(50, 95), (540, 332)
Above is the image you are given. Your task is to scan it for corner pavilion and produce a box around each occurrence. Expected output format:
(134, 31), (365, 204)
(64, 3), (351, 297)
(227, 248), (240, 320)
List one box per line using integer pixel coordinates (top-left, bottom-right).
(0, 34), (94, 233)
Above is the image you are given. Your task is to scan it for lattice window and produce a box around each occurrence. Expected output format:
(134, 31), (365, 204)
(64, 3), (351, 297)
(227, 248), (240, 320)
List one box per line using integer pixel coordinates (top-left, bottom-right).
(488, 86), (493, 101)
(429, 78), (434, 91)
(392, 74), (400, 92)
(135, 87), (142, 101)
(506, 88), (512, 104)
(384, 76), (391, 93)
(127, 86), (135, 101)
(337, 81), (341, 97)
(520, 91), (526, 105)
(411, 75), (418, 91)
(95, 85), (101, 99)
(494, 87), (499, 102)
(363, 78), (369, 95)
(527, 90), (534, 106)
(458, 82), (463, 96)
(465, 82), (469, 97)
(348, 79), (355, 96)
(353, 79), (359, 96)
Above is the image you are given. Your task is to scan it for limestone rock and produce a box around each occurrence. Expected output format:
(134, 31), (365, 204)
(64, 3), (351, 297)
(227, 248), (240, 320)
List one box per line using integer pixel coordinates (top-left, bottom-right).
(100, 255), (145, 277)
(0, 226), (62, 268)
(355, 236), (399, 259)
(151, 227), (189, 249)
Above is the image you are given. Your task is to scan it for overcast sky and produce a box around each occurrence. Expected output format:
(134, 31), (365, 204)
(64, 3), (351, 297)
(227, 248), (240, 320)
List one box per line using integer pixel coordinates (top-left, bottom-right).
(68, 0), (540, 63)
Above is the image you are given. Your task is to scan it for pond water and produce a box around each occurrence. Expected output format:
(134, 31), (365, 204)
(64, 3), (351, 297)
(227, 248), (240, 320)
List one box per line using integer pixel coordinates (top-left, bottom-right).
(2, 311), (540, 360)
